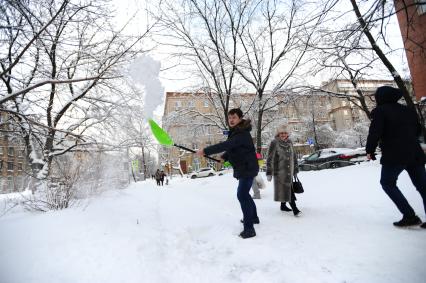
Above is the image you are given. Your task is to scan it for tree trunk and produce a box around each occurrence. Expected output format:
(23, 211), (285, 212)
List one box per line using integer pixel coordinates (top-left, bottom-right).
(349, 0), (426, 140)
(256, 104), (263, 154)
(312, 113), (320, 150)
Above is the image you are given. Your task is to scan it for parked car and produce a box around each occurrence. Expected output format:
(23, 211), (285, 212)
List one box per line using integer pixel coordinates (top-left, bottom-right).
(298, 148), (367, 171)
(188, 167), (216, 179)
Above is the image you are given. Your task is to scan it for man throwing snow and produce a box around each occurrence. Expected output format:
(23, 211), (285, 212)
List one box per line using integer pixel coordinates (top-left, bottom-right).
(366, 86), (426, 228)
(196, 108), (259, 239)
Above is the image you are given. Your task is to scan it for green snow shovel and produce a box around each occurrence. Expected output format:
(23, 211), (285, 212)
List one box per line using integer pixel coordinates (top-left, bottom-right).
(148, 119), (221, 163)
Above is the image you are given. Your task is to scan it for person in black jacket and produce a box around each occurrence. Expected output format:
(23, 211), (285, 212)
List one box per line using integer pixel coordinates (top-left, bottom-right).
(196, 108), (259, 239)
(366, 86), (426, 228)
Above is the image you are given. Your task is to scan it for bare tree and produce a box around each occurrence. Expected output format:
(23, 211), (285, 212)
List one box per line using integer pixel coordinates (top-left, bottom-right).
(226, 0), (336, 152)
(155, 0), (335, 152)
(0, 0), (153, 192)
(155, 0), (251, 130)
(308, 0), (425, 140)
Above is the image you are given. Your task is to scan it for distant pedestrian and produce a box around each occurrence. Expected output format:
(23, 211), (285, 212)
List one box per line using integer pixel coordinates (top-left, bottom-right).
(160, 170), (166, 186)
(266, 125), (301, 216)
(196, 108), (259, 239)
(155, 169), (161, 186)
(366, 86), (426, 228)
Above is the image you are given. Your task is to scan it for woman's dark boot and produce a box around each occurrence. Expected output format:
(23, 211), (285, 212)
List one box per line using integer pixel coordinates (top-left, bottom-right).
(289, 201), (301, 216)
(280, 202), (292, 212)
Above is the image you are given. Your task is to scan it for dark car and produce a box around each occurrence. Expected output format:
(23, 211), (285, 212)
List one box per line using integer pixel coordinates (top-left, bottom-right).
(298, 148), (367, 171)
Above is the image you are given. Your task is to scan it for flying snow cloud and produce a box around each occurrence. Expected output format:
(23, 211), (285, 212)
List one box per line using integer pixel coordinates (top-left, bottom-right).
(128, 55), (165, 119)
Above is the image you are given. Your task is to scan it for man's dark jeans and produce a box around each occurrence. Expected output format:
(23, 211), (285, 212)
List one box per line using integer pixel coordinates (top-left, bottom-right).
(380, 164), (426, 217)
(237, 177), (258, 231)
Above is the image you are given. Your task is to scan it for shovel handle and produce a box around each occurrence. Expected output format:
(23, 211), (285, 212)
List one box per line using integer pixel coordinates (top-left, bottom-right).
(174, 144), (221, 163)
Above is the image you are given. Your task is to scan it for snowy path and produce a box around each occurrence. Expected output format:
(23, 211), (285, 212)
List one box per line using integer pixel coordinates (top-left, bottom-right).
(0, 161), (425, 283)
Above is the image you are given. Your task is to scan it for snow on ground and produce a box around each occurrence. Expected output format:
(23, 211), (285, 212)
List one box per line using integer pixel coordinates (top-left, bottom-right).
(0, 161), (425, 283)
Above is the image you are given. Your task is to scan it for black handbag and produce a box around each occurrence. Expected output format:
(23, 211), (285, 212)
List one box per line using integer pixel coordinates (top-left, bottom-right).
(293, 175), (304, 194)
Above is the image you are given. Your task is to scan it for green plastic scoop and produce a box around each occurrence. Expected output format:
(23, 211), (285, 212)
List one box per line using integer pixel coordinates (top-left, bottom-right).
(149, 119), (174, 147)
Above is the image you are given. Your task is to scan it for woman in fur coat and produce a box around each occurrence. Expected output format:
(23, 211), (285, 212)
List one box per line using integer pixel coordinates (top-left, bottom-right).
(266, 125), (301, 216)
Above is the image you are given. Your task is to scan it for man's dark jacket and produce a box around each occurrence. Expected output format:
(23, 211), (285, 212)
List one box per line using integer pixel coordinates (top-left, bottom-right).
(204, 119), (259, 179)
(366, 86), (425, 165)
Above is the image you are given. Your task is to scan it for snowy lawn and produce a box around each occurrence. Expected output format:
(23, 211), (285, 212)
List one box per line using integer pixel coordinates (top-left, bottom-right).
(0, 161), (425, 283)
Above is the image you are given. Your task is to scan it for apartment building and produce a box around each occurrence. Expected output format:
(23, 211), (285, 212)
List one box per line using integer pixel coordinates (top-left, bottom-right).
(161, 92), (227, 173)
(161, 80), (397, 172)
(0, 111), (29, 193)
(321, 79), (397, 131)
(395, 0), (426, 101)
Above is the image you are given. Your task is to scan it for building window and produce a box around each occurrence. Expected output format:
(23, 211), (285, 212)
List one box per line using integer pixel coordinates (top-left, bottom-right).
(7, 176), (14, 192)
(0, 146), (3, 155)
(203, 100), (209, 108)
(188, 101), (195, 108)
(292, 124), (299, 132)
(17, 163), (23, 171)
(7, 162), (14, 171)
(8, 147), (14, 156)
(18, 149), (23, 157)
(174, 100), (182, 110)
(0, 160), (3, 170)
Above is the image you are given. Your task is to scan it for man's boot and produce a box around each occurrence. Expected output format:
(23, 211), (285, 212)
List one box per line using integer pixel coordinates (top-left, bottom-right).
(239, 228), (256, 239)
(393, 215), (421, 227)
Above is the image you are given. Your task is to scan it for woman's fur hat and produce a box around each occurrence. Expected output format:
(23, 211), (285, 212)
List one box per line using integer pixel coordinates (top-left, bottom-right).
(276, 125), (289, 136)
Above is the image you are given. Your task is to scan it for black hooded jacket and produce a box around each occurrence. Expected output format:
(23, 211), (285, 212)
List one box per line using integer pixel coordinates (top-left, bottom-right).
(365, 86), (425, 165)
(204, 119), (259, 179)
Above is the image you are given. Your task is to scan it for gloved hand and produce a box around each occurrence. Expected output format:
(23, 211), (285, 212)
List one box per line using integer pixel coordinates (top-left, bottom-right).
(267, 175), (272, 182)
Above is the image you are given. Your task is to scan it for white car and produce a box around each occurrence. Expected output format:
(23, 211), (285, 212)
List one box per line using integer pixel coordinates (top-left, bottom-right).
(188, 168), (216, 179)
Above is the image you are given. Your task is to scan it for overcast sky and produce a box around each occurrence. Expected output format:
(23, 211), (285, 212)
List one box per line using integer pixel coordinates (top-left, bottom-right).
(112, 0), (409, 118)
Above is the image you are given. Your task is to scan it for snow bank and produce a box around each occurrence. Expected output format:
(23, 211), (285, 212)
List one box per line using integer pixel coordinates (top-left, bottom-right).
(0, 161), (425, 283)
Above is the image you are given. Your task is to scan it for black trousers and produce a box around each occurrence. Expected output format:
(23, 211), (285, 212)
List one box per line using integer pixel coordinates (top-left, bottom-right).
(237, 177), (258, 231)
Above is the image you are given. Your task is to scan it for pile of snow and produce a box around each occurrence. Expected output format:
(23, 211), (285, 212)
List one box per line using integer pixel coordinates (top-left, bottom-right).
(0, 161), (425, 283)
